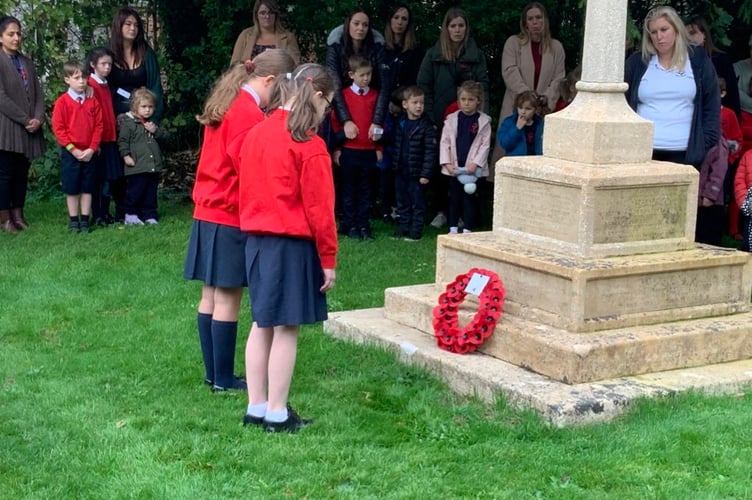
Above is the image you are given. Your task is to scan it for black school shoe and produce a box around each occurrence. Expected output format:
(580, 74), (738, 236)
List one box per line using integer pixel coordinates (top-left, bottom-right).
(211, 376), (247, 392)
(242, 414), (264, 427)
(262, 406), (312, 433)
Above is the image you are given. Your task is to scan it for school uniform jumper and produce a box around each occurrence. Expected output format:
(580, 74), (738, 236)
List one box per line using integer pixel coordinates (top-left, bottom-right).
(51, 91), (103, 195)
(331, 85), (381, 233)
(88, 74), (119, 222)
(184, 88), (264, 287)
(238, 109), (337, 327)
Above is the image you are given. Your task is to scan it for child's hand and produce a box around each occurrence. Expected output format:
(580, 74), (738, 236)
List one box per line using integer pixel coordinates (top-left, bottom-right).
(123, 155), (135, 167)
(143, 121), (157, 134)
(80, 149), (95, 162)
(344, 121), (359, 140)
(419, 177), (429, 185)
(332, 150), (341, 166)
(442, 163), (455, 175)
(320, 268), (336, 293)
(516, 114), (527, 130)
(368, 123), (383, 141)
(465, 163), (478, 175)
(376, 150), (383, 163)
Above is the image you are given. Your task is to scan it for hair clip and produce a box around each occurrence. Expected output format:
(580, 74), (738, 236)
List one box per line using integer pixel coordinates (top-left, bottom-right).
(305, 76), (313, 82)
(244, 59), (254, 73)
(285, 72), (292, 80)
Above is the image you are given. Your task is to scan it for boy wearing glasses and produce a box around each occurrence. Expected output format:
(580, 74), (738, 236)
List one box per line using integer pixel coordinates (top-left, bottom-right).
(330, 55), (383, 240)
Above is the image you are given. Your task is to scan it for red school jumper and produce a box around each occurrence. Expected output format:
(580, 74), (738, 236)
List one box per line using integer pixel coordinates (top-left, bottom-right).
(51, 93), (103, 151)
(192, 90), (264, 228)
(238, 108), (338, 269)
(87, 75), (116, 142)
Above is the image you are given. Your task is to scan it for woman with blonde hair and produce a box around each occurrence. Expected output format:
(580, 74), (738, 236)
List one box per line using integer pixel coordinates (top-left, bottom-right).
(230, 0), (300, 64)
(625, 6), (721, 244)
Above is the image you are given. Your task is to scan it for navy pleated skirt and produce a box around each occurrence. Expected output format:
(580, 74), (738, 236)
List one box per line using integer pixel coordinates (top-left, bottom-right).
(183, 219), (248, 287)
(245, 234), (328, 327)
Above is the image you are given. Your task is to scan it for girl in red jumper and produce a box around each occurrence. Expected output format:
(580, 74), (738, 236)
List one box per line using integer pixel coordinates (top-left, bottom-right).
(86, 46), (119, 226)
(238, 64), (337, 432)
(183, 49), (295, 392)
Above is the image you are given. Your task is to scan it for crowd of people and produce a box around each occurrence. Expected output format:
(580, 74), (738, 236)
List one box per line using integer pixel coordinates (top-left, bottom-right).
(4, 1), (752, 431)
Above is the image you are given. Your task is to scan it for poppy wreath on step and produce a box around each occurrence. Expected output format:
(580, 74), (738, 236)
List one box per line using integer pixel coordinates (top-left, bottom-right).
(432, 268), (505, 354)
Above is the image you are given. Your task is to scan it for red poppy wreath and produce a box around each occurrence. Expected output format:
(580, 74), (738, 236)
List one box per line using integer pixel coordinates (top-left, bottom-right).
(432, 268), (505, 354)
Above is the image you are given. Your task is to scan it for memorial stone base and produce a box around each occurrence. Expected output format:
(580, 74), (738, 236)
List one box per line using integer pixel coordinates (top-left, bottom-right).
(325, 158), (752, 387)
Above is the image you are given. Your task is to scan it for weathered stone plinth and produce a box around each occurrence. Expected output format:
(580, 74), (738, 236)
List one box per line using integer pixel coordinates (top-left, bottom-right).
(436, 232), (752, 333)
(381, 283), (752, 384)
(544, 90), (653, 164)
(493, 156), (699, 258)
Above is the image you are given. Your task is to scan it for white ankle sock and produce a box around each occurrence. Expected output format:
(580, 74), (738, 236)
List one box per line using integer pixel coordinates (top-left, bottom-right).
(247, 402), (267, 418)
(264, 407), (289, 422)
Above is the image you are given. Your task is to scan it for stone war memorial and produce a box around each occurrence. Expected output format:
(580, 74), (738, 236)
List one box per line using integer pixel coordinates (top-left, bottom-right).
(324, 0), (752, 425)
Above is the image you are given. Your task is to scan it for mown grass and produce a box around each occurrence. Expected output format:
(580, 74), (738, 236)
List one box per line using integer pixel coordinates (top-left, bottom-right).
(1, 196), (752, 499)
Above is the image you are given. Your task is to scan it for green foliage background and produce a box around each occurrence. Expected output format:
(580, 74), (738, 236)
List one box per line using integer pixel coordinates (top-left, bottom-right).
(2, 0), (752, 195)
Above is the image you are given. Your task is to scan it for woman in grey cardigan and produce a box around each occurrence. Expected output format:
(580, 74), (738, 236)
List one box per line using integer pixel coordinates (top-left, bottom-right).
(0, 15), (45, 233)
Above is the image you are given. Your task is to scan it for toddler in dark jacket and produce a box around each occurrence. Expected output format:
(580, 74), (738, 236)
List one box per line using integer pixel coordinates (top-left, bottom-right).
(392, 85), (437, 240)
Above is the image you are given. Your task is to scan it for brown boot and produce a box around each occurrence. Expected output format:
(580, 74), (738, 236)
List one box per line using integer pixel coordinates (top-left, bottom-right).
(0, 210), (19, 233)
(10, 208), (28, 230)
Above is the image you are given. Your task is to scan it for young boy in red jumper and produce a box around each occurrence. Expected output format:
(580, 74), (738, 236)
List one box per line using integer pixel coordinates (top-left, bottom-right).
(331, 55), (383, 240)
(52, 60), (103, 233)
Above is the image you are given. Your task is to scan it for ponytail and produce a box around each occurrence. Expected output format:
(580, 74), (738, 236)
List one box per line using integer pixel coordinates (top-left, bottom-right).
(271, 63), (336, 142)
(197, 49), (295, 127)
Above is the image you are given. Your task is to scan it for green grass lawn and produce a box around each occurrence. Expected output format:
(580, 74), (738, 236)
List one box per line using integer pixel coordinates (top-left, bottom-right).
(2, 196), (752, 499)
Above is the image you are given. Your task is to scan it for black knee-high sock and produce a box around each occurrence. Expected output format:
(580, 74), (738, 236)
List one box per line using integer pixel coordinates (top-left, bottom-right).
(197, 313), (214, 383)
(212, 319), (238, 388)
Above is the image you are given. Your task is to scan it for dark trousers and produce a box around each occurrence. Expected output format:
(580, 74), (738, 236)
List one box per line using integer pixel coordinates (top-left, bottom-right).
(91, 155), (110, 221)
(448, 176), (478, 231)
(0, 150), (30, 210)
(695, 205), (725, 246)
(339, 148), (376, 231)
(378, 166), (395, 217)
(110, 177), (127, 220)
(395, 173), (426, 237)
(124, 172), (159, 220)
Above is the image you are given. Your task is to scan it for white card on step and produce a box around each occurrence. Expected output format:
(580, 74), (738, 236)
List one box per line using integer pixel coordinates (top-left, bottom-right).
(464, 272), (490, 296)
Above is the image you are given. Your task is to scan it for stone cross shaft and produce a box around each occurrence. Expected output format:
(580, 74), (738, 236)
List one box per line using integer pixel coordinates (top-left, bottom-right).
(542, 0), (653, 164)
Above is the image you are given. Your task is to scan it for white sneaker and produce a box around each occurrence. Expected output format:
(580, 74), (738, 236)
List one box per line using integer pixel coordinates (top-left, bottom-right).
(145, 218), (158, 225)
(430, 212), (447, 228)
(124, 214), (144, 225)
